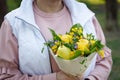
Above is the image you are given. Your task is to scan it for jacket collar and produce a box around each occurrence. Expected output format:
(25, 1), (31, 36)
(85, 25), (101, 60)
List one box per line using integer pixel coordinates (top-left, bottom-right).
(15, 0), (37, 27)
(15, 0), (94, 27)
(64, 0), (95, 26)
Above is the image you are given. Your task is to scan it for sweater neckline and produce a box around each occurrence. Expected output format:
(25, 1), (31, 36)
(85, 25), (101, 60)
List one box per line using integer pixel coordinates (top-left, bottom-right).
(33, 1), (67, 18)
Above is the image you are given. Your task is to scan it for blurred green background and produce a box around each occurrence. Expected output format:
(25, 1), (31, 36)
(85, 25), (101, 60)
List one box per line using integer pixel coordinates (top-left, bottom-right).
(1, 0), (120, 80)
(78, 1), (120, 80)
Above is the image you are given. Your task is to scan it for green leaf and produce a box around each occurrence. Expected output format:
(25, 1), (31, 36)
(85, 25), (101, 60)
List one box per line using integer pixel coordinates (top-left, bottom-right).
(41, 47), (44, 53)
(63, 43), (74, 51)
(44, 41), (54, 47)
(79, 58), (87, 64)
(72, 37), (79, 43)
(49, 28), (61, 41)
(70, 23), (82, 32)
(87, 33), (95, 40)
(70, 50), (82, 59)
(90, 40), (104, 53)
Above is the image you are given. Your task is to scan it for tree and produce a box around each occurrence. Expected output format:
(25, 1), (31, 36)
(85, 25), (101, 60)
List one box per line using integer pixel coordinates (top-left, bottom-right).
(0, 0), (8, 27)
(105, 0), (119, 31)
(14, 0), (22, 7)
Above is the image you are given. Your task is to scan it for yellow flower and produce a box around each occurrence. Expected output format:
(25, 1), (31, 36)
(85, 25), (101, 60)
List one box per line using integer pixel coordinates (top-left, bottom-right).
(71, 28), (77, 32)
(57, 45), (72, 60)
(90, 40), (96, 45)
(60, 34), (72, 43)
(78, 27), (83, 34)
(55, 41), (60, 45)
(58, 34), (62, 38)
(76, 39), (89, 52)
(79, 35), (83, 39)
(51, 45), (57, 50)
(69, 32), (74, 36)
(70, 51), (75, 57)
(45, 23), (104, 59)
(98, 50), (104, 58)
(51, 45), (58, 53)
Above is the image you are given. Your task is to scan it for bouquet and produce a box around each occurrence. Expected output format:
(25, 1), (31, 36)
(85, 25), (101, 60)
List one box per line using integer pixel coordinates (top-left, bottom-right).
(44, 23), (104, 77)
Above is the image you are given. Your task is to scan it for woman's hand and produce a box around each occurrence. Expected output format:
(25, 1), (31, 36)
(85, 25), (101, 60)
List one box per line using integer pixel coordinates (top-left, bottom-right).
(56, 71), (79, 80)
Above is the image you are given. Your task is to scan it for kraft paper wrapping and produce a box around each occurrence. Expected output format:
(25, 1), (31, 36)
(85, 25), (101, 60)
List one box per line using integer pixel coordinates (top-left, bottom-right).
(50, 50), (97, 78)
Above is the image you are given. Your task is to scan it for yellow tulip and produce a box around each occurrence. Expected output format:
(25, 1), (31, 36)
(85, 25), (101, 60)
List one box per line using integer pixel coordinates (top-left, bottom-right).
(57, 45), (73, 60)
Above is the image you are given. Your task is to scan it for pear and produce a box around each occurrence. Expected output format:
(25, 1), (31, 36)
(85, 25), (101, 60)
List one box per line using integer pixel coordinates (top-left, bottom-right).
(57, 45), (72, 60)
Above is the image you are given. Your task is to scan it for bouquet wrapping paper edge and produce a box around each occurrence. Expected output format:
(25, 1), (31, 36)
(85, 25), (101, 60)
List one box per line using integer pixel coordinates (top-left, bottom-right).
(50, 49), (97, 77)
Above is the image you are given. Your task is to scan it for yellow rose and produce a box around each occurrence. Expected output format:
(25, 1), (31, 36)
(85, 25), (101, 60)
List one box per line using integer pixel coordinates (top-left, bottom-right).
(69, 32), (74, 36)
(60, 34), (72, 43)
(76, 39), (89, 52)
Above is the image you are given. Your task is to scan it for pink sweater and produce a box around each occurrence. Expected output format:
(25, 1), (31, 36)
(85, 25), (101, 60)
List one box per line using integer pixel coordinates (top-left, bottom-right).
(0, 2), (112, 80)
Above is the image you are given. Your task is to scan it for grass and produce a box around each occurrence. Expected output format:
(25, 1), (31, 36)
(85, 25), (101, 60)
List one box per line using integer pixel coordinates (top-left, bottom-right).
(107, 39), (120, 80)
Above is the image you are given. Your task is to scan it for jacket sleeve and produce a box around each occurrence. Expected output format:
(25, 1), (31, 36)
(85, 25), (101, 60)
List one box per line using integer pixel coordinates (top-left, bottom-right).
(86, 16), (113, 80)
(0, 19), (56, 80)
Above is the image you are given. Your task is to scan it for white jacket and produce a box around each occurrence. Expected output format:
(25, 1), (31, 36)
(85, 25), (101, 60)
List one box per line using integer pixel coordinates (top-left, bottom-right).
(5, 0), (96, 75)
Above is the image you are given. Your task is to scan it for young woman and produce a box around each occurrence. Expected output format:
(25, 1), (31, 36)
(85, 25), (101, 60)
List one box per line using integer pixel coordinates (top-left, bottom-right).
(0, 0), (112, 80)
